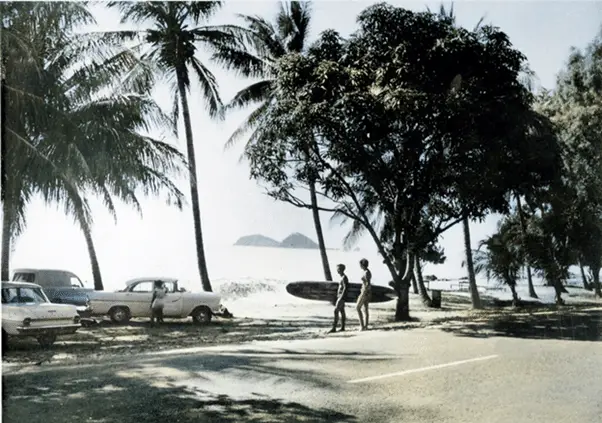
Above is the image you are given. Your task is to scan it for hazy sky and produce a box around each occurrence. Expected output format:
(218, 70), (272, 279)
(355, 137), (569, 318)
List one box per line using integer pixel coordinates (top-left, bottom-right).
(6, 1), (602, 283)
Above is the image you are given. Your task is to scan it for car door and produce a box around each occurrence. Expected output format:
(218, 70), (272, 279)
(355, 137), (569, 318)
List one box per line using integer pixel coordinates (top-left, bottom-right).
(162, 281), (184, 317)
(126, 281), (154, 317)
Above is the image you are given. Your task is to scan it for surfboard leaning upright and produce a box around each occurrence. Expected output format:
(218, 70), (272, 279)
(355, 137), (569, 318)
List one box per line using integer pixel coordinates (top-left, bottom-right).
(286, 281), (397, 303)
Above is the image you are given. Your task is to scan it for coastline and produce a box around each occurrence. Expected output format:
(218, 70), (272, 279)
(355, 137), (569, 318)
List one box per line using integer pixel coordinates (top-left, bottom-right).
(3, 285), (599, 368)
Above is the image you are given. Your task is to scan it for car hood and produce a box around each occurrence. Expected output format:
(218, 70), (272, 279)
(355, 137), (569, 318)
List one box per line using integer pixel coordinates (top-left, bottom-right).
(3, 302), (79, 320)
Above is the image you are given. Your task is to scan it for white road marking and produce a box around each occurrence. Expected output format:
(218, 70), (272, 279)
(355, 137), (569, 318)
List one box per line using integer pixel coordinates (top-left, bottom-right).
(347, 354), (499, 384)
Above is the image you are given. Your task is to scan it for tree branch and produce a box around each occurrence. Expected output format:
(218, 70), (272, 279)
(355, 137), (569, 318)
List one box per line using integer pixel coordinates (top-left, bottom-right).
(435, 216), (464, 236)
(274, 190), (358, 221)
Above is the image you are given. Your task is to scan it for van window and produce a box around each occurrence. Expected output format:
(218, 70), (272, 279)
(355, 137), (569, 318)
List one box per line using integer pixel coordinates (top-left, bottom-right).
(13, 273), (36, 283)
(70, 276), (83, 288)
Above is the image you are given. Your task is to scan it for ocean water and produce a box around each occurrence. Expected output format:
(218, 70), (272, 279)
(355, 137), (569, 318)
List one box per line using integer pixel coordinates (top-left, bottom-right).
(12, 243), (586, 313)
(78, 245), (472, 293)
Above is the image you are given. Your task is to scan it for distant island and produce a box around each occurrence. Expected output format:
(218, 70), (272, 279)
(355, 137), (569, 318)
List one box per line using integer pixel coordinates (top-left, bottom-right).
(234, 234), (281, 248)
(234, 232), (319, 249)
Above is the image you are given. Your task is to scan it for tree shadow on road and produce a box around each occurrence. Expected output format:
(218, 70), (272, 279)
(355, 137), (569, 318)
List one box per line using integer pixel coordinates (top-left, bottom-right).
(3, 347), (407, 423)
(434, 306), (602, 342)
(3, 372), (355, 423)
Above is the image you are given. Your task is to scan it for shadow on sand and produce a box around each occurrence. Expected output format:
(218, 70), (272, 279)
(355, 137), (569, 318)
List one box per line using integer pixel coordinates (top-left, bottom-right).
(434, 305), (602, 342)
(1, 316), (339, 364)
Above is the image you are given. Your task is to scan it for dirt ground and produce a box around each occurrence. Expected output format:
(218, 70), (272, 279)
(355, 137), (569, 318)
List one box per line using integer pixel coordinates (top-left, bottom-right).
(2, 293), (600, 367)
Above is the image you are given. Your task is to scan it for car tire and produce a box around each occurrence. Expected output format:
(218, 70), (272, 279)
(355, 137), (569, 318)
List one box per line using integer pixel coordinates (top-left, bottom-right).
(191, 306), (212, 325)
(109, 306), (131, 324)
(37, 334), (57, 348)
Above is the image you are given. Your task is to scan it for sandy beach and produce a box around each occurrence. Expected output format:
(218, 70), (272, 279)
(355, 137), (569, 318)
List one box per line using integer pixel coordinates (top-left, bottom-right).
(3, 285), (599, 368)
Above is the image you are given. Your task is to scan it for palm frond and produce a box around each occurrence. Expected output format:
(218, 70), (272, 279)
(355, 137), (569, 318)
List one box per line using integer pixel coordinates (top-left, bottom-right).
(210, 41), (268, 79)
(189, 56), (223, 119)
(227, 80), (273, 111)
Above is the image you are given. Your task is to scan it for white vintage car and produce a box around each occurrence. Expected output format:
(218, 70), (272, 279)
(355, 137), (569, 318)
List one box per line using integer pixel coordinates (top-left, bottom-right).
(2, 281), (82, 349)
(87, 277), (223, 324)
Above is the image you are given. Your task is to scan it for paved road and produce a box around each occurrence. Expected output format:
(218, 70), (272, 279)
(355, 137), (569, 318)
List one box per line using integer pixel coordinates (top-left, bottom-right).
(3, 326), (601, 423)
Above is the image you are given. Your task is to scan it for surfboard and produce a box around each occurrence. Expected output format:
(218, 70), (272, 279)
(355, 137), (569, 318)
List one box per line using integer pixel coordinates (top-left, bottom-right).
(285, 281), (397, 303)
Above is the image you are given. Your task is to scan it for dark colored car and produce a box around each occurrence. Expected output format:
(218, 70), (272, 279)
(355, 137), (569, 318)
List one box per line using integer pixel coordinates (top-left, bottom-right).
(12, 269), (93, 316)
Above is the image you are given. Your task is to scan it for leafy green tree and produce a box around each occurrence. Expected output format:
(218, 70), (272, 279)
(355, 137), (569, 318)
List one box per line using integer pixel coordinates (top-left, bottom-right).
(426, 3), (560, 304)
(245, 4), (553, 319)
(536, 28), (602, 297)
(109, 1), (242, 291)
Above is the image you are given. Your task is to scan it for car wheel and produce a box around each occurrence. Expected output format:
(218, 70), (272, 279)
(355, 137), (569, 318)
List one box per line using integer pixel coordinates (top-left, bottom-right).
(109, 306), (131, 324)
(191, 306), (212, 325)
(37, 334), (57, 348)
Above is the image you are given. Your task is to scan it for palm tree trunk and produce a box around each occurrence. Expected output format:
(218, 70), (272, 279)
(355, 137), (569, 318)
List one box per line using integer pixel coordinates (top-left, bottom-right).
(410, 272), (419, 294)
(1, 76), (10, 282)
(1, 197), (11, 281)
(177, 70), (212, 292)
(395, 249), (413, 321)
(308, 179), (332, 281)
(579, 261), (591, 290)
(462, 214), (482, 309)
(508, 282), (519, 306)
(516, 195), (538, 298)
(552, 276), (565, 305)
(592, 265), (602, 298)
(76, 209), (103, 291)
(415, 257), (432, 306)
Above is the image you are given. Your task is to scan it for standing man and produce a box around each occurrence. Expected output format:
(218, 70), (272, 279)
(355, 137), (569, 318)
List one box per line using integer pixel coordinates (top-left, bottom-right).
(329, 264), (349, 333)
(356, 258), (372, 331)
(150, 280), (167, 327)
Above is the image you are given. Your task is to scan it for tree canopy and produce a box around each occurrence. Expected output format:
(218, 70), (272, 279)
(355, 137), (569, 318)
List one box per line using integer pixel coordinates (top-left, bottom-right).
(243, 3), (563, 319)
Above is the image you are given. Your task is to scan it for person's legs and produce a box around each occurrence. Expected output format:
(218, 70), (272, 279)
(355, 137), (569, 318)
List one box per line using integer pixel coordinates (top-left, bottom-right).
(357, 290), (369, 330)
(363, 303), (369, 330)
(340, 307), (346, 331)
(329, 309), (339, 333)
(356, 301), (364, 330)
(158, 308), (164, 323)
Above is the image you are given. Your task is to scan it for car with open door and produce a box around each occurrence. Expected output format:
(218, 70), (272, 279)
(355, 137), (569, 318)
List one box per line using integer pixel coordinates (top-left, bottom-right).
(87, 277), (223, 325)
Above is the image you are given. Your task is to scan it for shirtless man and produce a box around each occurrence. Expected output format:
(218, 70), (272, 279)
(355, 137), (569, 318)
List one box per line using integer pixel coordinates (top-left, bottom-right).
(329, 264), (349, 333)
(150, 280), (167, 327)
(356, 258), (372, 331)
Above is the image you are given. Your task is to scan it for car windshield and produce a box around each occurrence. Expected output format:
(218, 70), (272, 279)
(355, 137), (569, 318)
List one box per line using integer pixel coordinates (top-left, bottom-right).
(1, 287), (48, 304)
(12, 273), (35, 283)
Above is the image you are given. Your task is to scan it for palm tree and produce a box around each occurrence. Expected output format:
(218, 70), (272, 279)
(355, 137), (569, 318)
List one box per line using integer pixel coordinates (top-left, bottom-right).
(218, 2), (334, 281)
(108, 1), (242, 292)
(515, 196), (538, 298)
(1, 1), (95, 281)
(472, 220), (524, 305)
(2, 2), (187, 289)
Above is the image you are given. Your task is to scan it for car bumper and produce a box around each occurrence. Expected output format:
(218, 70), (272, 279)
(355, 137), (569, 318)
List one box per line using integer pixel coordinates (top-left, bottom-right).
(76, 305), (93, 318)
(16, 324), (81, 336)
